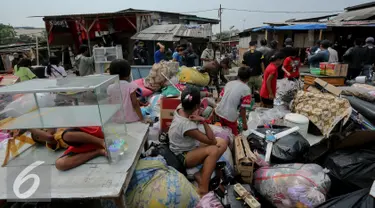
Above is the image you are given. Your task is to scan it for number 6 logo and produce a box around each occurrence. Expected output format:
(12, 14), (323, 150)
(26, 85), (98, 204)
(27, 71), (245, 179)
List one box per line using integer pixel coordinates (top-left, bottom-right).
(13, 161), (45, 199)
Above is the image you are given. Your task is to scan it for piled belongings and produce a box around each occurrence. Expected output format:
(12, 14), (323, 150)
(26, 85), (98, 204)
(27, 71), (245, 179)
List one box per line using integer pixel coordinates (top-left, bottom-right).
(316, 188), (375, 208)
(196, 192), (223, 208)
(323, 148), (375, 197)
(340, 83), (375, 103)
(101, 156), (200, 208)
(275, 78), (303, 106)
(142, 61), (179, 94)
(247, 107), (290, 130)
(178, 66), (210, 87)
(344, 95), (375, 125)
(290, 91), (352, 137)
(253, 163), (331, 208)
(248, 126), (310, 164)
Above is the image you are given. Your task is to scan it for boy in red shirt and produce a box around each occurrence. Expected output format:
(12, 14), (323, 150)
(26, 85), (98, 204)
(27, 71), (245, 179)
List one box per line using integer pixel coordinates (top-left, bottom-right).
(55, 127), (106, 171)
(260, 52), (285, 108)
(282, 48), (301, 80)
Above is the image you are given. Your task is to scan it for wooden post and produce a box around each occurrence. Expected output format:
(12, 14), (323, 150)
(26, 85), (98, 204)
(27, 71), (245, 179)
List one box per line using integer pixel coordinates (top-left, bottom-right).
(319, 29), (323, 40)
(36, 36), (39, 66)
(265, 30), (268, 41)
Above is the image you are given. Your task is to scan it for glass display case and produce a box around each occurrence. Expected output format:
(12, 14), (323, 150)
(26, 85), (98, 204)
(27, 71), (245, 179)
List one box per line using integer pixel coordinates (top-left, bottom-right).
(0, 75), (127, 162)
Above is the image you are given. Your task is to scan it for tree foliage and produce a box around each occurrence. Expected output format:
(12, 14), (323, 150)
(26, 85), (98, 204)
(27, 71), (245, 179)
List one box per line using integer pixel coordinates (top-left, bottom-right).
(0, 23), (16, 45)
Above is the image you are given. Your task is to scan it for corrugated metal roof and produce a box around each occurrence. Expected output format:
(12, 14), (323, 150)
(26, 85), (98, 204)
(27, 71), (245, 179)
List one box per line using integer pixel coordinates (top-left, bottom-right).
(332, 6), (375, 21)
(175, 24), (212, 38)
(32, 8), (219, 23)
(131, 24), (212, 41)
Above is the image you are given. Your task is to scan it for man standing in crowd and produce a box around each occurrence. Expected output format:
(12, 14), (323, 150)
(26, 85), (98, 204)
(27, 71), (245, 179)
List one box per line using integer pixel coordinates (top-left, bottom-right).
(257, 39), (271, 55)
(310, 40), (321, 55)
(362, 37), (375, 79)
(12, 53), (21, 70)
(308, 40), (330, 68)
(328, 42), (339, 63)
(264, 40), (279, 68)
(242, 41), (264, 93)
(201, 42), (215, 66)
(201, 58), (230, 91)
(133, 41), (148, 65)
(74, 45), (95, 76)
(343, 38), (364, 80)
(184, 43), (198, 67)
(279, 38), (294, 79)
(154, 42), (166, 64)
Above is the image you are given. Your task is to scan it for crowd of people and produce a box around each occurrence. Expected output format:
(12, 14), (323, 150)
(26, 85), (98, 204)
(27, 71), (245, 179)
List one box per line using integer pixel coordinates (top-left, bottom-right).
(240, 36), (375, 107)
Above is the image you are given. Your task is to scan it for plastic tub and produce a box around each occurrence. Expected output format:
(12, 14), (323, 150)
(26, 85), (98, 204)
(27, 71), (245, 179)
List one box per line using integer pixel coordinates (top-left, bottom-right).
(310, 68), (321, 75)
(284, 113), (309, 138)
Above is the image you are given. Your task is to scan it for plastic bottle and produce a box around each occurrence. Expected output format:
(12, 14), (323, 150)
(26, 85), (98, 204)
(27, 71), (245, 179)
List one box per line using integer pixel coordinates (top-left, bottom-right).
(108, 144), (120, 162)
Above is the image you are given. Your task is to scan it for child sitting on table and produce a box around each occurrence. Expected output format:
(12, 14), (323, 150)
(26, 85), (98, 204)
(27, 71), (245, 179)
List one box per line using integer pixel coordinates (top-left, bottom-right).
(11, 128), (68, 151)
(168, 87), (228, 197)
(55, 126), (106, 171)
(107, 59), (145, 123)
(215, 67), (252, 136)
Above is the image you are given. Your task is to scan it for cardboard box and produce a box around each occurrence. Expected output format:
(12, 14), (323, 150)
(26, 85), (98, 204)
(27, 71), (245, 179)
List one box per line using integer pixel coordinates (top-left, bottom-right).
(319, 63), (348, 77)
(234, 135), (256, 184)
(160, 97), (181, 132)
(314, 78), (342, 96)
(339, 64), (348, 77)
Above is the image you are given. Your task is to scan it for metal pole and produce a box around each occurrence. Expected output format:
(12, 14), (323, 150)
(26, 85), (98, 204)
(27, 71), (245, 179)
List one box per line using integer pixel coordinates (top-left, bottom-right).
(219, 4), (222, 60)
(46, 31), (51, 57)
(36, 36), (39, 66)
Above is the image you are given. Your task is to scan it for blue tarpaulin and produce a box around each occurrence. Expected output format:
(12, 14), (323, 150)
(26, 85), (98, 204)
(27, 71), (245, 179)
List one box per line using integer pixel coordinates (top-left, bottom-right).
(274, 24), (327, 30)
(252, 26), (273, 32)
(252, 24), (327, 31)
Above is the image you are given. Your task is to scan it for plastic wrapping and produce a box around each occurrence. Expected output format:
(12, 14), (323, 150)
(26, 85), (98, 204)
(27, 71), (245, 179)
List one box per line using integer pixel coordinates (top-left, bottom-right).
(196, 192), (223, 208)
(178, 67), (210, 86)
(254, 163), (331, 208)
(316, 188), (375, 208)
(275, 78), (303, 106)
(340, 86), (375, 102)
(247, 107), (290, 131)
(324, 148), (375, 196)
(247, 126), (310, 164)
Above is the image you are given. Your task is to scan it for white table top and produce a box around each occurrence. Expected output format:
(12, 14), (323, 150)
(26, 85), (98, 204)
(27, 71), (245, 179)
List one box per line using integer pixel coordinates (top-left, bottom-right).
(0, 122), (149, 200)
(1, 105), (121, 130)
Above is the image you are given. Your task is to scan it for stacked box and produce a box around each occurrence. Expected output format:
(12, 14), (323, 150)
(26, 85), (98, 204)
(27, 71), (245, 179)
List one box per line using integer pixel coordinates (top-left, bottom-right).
(319, 62), (348, 77)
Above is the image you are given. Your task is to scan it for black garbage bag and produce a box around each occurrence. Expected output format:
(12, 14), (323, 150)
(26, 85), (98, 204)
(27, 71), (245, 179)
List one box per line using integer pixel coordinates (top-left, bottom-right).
(316, 188), (375, 208)
(324, 148), (375, 196)
(247, 125), (310, 164)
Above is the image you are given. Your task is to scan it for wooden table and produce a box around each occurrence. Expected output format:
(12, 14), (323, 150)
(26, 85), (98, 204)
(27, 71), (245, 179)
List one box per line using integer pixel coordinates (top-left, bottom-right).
(0, 122), (149, 208)
(301, 73), (346, 91)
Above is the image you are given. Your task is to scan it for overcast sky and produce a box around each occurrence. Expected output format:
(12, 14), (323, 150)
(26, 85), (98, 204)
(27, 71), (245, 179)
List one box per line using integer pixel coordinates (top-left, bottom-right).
(1, 0), (372, 33)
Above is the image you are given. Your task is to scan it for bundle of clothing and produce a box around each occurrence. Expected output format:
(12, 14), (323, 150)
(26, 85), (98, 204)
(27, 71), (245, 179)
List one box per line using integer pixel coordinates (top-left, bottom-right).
(254, 163), (331, 208)
(100, 156), (200, 208)
(291, 91), (352, 137)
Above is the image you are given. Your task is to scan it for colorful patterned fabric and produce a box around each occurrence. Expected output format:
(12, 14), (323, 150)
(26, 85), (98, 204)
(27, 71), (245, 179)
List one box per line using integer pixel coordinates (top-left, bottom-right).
(291, 91), (352, 136)
(125, 156), (200, 208)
